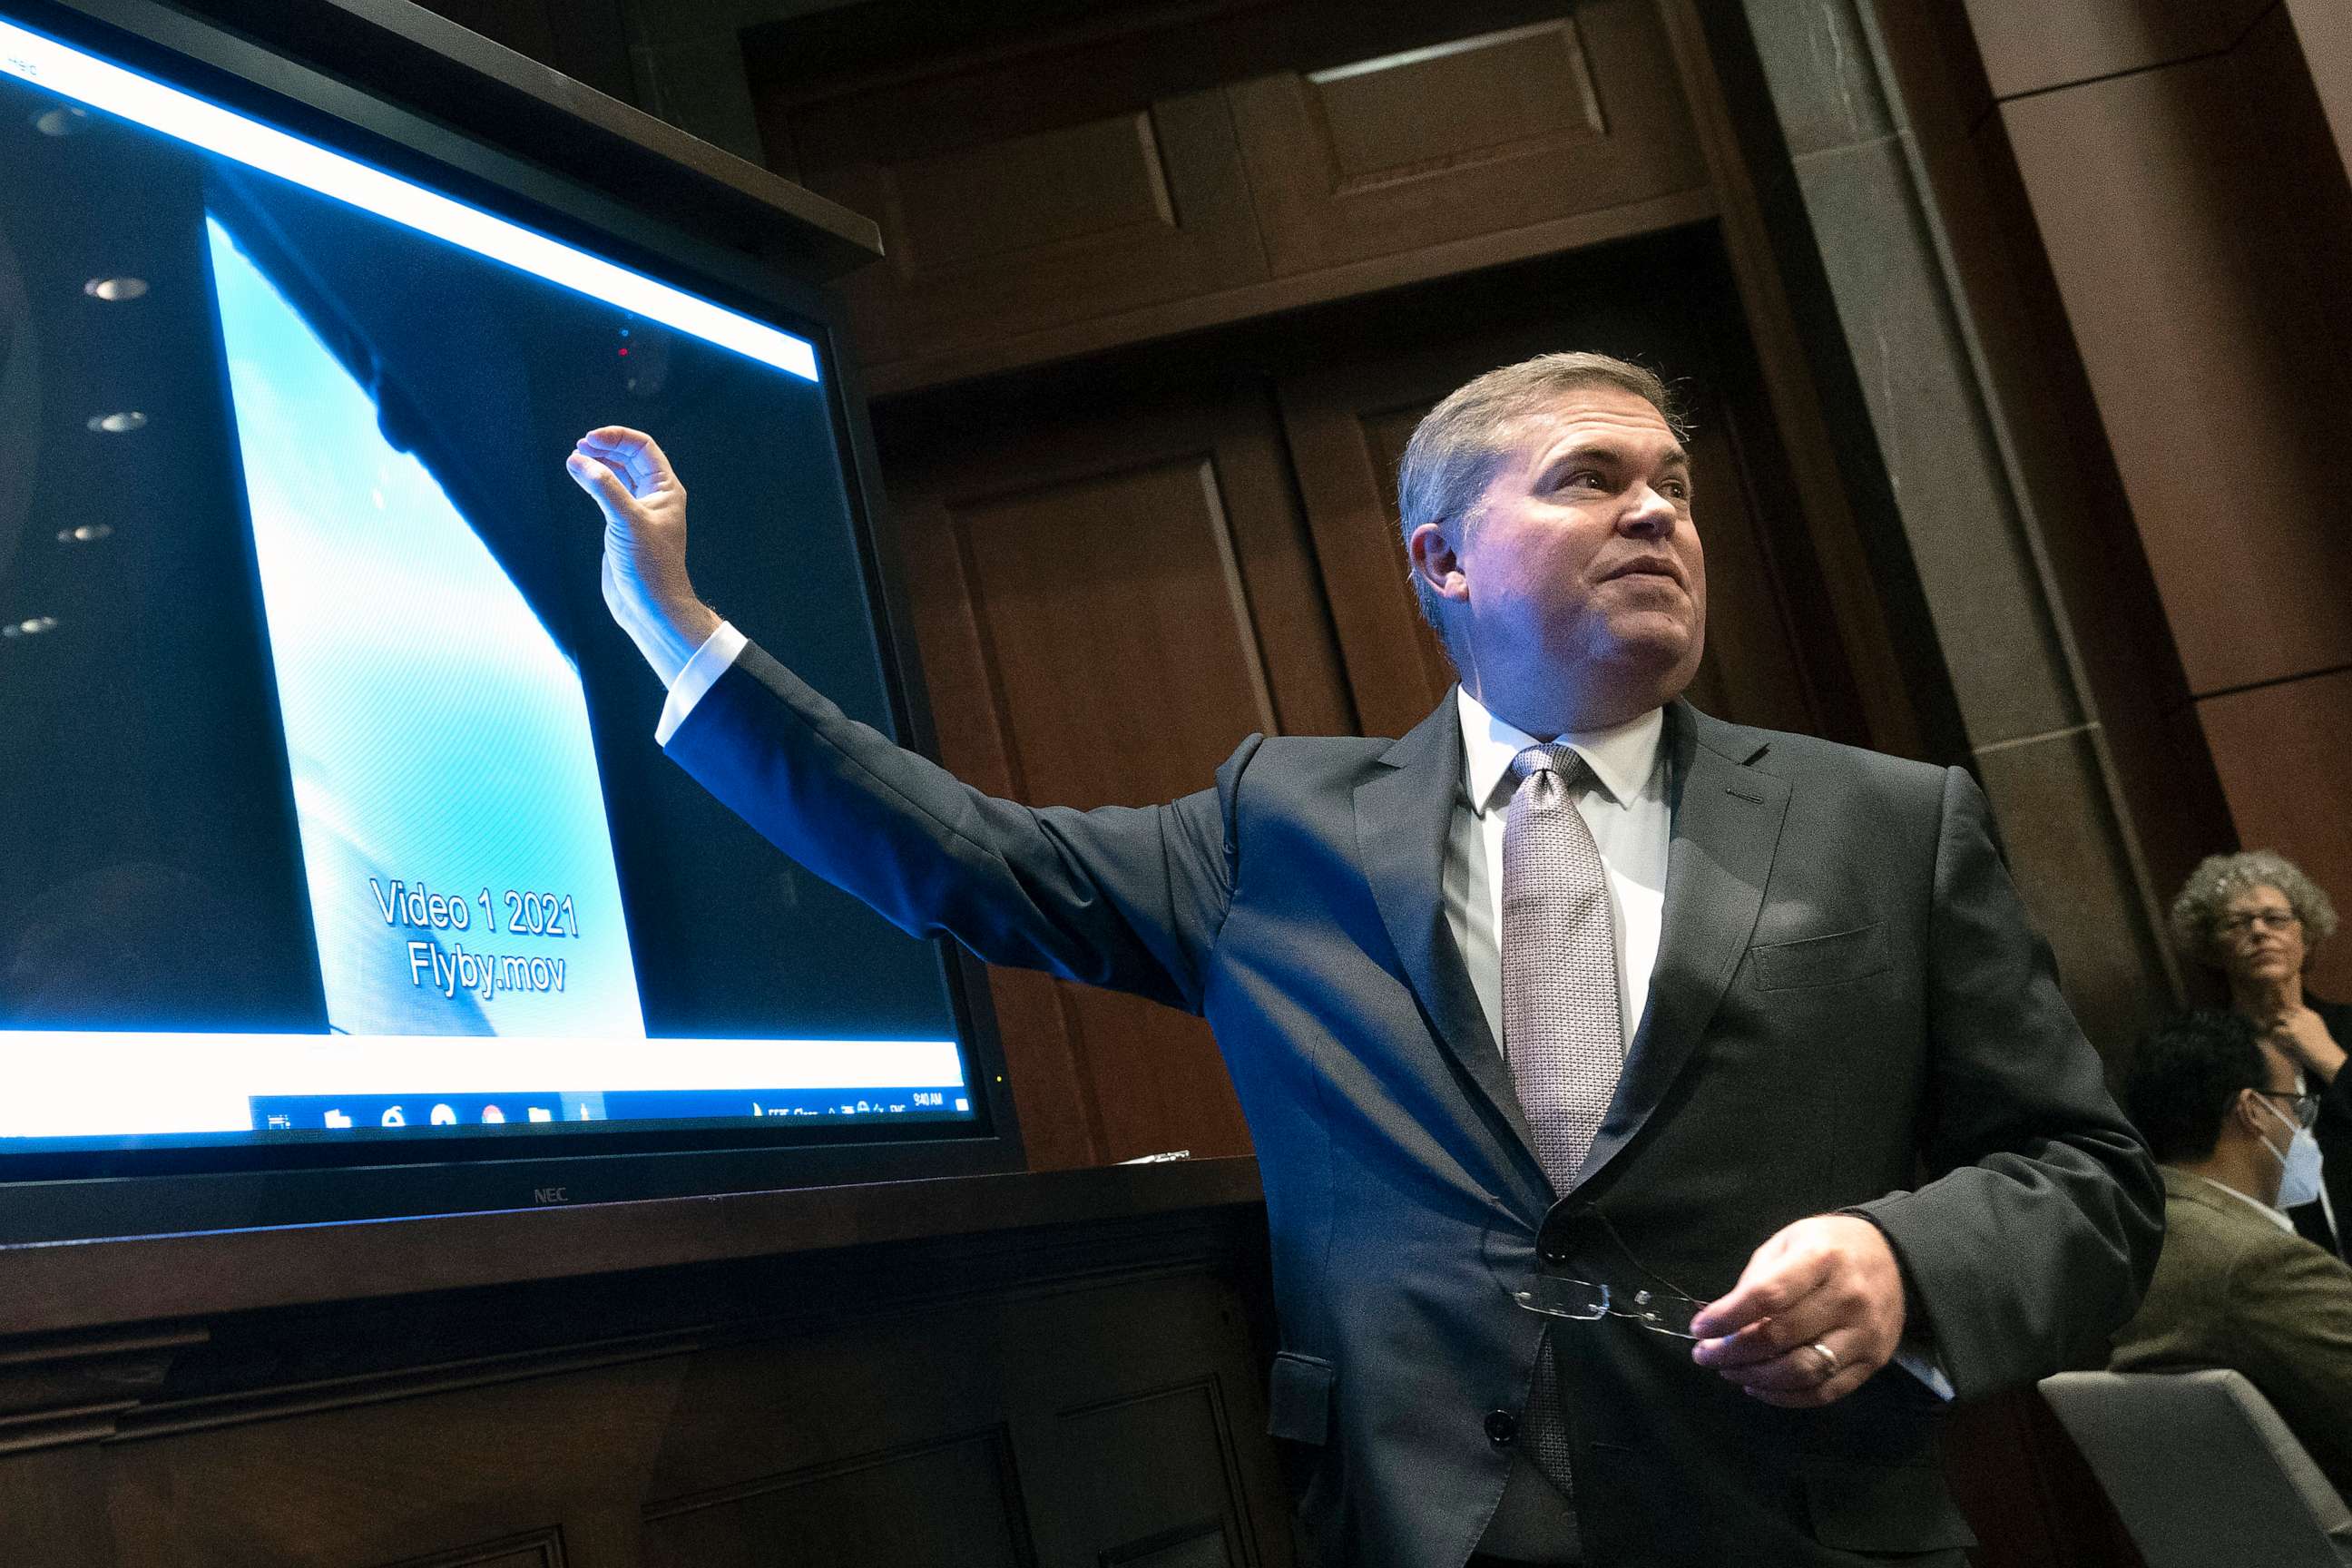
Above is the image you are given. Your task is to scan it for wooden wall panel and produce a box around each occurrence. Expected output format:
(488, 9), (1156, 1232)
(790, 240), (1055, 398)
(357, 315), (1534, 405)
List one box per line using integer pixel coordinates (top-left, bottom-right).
(748, 0), (1715, 392)
(1978, 0), (2352, 974)
(103, 1360), (685, 1566)
(1224, 1), (1705, 276)
(950, 458), (1279, 801)
(1959, 0), (2274, 101)
(1995, 9), (2352, 701)
(2291, 0), (2352, 173)
(1054, 1382), (1249, 1568)
(767, 31), (1268, 368)
(2195, 668), (2352, 1002)
(1275, 374), (1454, 742)
(891, 113), (1177, 272)
(0, 1175), (1288, 1568)
(1310, 23), (1602, 176)
(999, 1267), (1277, 1568)
(0, 1446), (113, 1566)
(884, 384), (1356, 1165)
(384, 1530), (568, 1568)
(642, 1432), (1027, 1568)
(1869, 0), (2233, 985)
(943, 454), (1277, 1162)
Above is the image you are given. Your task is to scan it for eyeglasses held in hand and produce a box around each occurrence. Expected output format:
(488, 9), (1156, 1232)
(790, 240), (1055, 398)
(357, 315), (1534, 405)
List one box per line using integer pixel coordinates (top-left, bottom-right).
(1513, 1275), (1710, 1338)
(1512, 1206), (1712, 1339)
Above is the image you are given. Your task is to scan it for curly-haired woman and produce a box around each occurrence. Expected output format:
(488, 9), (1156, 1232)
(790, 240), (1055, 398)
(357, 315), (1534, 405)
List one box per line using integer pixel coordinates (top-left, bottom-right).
(2170, 850), (2348, 1257)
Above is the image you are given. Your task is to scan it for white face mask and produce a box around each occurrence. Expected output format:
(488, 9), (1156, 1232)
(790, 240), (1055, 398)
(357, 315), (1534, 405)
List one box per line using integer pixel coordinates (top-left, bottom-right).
(2256, 1095), (2327, 1210)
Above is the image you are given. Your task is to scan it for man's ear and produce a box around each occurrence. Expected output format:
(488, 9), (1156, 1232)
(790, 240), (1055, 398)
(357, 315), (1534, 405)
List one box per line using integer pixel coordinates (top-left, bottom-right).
(2230, 1087), (2269, 1143)
(1408, 521), (1468, 604)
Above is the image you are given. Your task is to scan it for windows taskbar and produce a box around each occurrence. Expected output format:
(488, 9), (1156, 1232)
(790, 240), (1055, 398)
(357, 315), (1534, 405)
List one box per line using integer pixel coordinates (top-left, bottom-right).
(244, 1087), (975, 1132)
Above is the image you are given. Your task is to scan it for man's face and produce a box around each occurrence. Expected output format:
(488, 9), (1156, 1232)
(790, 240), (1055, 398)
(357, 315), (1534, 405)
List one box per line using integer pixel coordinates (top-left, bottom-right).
(1445, 387), (1706, 721)
(2244, 1056), (2308, 1208)
(2215, 884), (2305, 984)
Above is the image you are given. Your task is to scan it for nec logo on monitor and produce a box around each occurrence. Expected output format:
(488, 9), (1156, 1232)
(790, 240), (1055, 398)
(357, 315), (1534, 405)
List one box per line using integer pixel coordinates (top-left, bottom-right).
(533, 1188), (570, 1205)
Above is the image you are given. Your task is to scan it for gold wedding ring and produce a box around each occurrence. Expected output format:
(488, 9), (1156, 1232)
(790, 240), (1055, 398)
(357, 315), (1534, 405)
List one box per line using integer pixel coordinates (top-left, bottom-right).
(1808, 1340), (1841, 1379)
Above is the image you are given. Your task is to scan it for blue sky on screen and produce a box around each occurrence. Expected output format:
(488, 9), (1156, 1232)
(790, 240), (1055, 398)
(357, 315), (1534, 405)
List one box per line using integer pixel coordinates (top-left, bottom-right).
(211, 216), (649, 1039)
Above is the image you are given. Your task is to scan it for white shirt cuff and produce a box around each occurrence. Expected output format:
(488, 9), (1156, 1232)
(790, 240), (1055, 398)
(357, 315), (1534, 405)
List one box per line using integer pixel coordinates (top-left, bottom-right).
(1894, 1342), (1956, 1402)
(654, 620), (748, 746)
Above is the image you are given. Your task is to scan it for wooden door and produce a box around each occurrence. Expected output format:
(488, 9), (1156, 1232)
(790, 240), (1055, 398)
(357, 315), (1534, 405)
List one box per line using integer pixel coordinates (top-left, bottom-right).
(881, 374), (1353, 1168)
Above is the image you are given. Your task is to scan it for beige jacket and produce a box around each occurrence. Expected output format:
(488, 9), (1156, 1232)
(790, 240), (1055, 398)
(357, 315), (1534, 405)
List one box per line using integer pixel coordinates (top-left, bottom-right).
(2110, 1166), (2352, 1500)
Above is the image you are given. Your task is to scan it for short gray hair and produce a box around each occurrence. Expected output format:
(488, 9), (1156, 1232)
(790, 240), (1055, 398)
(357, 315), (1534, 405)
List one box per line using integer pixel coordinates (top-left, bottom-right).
(2168, 849), (2339, 965)
(1396, 351), (1688, 645)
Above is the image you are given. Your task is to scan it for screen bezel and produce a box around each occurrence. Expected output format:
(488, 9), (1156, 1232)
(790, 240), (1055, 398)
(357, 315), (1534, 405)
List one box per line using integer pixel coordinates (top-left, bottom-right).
(0, 0), (1027, 1241)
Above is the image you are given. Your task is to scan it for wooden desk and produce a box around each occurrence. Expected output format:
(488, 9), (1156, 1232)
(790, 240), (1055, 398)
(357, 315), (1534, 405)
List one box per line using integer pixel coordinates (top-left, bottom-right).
(0, 1158), (1290, 1567)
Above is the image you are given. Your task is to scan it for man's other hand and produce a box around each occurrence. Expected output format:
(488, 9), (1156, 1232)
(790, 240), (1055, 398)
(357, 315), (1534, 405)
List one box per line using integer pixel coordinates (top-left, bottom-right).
(567, 426), (720, 683)
(1687, 1215), (1906, 1408)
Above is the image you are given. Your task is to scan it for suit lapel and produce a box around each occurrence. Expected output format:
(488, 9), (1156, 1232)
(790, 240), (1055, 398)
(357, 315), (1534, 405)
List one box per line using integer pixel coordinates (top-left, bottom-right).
(1353, 694), (1542, 1177)
(1577, 703), (1789, 1190)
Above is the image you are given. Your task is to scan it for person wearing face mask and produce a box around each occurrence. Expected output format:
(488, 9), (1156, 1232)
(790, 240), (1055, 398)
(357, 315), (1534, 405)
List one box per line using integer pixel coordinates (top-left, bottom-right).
(2170, 851), (2350, 1260)
(2112, 1010), (2352, 1502)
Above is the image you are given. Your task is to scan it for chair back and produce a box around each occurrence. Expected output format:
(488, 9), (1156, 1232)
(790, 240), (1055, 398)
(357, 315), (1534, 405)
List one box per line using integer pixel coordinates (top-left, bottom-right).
(2040, 1369), (2352, 1568)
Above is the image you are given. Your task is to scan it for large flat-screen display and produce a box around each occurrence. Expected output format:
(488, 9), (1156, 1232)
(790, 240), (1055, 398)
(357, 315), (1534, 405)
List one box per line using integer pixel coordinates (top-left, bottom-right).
(0, 1), (1016, 1239)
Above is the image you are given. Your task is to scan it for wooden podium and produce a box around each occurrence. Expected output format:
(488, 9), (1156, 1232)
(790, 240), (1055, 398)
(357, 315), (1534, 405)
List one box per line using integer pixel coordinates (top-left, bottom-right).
(0, 1158), (1291, 1566)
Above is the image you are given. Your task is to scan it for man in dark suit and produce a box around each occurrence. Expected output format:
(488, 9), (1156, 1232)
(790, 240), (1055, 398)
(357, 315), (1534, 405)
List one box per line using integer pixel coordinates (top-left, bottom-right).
(565, 352), (2161, 1567)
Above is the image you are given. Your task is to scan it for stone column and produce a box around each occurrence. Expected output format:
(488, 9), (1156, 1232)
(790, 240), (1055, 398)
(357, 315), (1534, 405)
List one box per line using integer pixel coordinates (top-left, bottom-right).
(1721, 0), (2182, 1055)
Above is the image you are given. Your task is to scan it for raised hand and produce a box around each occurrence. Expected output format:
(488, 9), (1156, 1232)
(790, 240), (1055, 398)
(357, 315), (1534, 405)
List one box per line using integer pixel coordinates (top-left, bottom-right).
(566, 426), (720, 683)
(2267, 1004), (2347, 1084)
(1687, 1214), (1908, 1408)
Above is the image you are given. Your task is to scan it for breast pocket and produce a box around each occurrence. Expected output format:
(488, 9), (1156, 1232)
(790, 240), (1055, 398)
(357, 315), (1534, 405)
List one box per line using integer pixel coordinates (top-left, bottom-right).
(1749, 921), (1890, 991)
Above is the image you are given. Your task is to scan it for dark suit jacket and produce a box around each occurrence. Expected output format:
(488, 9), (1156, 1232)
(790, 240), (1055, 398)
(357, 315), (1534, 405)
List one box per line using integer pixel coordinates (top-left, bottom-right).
(2111, 1168), (2352, 1503)
(667, 644), (2163, 1568)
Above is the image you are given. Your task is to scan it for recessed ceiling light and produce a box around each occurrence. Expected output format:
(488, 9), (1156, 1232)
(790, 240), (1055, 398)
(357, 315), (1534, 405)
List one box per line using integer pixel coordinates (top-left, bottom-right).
(2, 616), (58, 638)
(83, 277), (148, 301)
(33, 107), (89, 137)
(56, 524), (114, 544)
(86, 411), (146, 433)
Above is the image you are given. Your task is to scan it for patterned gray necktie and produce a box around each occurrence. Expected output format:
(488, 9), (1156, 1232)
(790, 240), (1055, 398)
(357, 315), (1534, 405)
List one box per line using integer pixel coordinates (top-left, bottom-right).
(1502, 742), (1626, 1193)
(1501, 742), (1627, 1514)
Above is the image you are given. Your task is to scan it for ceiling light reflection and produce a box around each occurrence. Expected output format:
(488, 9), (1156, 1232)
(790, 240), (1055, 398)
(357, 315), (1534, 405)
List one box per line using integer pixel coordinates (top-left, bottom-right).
(86, 411), (146, 432)
(32, 106), (89, 136)
(3, 616), (58, 638)
(56, 524), (113, 544)
(83, 277), (148, 300)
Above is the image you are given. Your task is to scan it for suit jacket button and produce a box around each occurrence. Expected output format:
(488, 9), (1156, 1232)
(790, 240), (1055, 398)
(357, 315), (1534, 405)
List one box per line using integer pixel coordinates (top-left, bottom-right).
(1485, 1409), (1518, 1446)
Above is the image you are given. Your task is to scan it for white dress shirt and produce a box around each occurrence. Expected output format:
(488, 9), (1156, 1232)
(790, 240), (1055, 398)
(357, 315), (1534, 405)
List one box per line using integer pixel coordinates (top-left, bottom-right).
(2171, 1167), (2297, 1233)
(1446, 687), (1669, 1055)
(655, 619), (748, 746)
